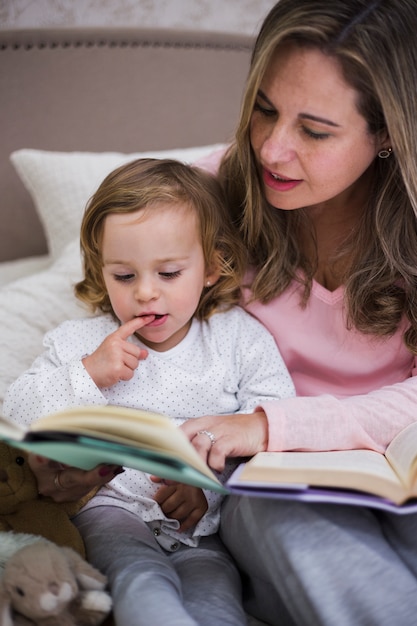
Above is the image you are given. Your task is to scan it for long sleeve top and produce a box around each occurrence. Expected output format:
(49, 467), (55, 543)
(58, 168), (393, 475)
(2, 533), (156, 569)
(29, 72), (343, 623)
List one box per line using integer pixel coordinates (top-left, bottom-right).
(246, 279), (417, 454)
(4, 306), (295, 549)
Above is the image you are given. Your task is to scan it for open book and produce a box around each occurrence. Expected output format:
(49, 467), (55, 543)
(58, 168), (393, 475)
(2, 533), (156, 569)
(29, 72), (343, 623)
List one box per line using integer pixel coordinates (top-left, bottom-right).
(2, 406), (417, 513)
(0, 406), (225, 493)
(227, 421), (417, 514)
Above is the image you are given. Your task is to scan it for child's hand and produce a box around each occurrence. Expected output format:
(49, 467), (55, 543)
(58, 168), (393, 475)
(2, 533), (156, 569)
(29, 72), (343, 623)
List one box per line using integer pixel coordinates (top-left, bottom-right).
(151, 477), (208, 532)
(82, 316), (154, 387)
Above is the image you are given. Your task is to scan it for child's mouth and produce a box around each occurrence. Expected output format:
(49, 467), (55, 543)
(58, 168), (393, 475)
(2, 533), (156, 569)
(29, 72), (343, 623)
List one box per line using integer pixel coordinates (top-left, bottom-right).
(138, 314), (163, 319)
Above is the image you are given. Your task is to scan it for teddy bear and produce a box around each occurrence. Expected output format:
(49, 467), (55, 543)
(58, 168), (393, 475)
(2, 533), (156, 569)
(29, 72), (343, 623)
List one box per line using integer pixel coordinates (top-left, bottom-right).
(0, 441), (97, 557)
(0, 535), (112, 626)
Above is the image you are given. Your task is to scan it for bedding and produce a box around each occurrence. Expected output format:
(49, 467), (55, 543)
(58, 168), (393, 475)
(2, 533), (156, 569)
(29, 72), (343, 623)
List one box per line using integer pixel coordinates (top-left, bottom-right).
(0, 239), (84, 413)
(0, 254), (50, 288)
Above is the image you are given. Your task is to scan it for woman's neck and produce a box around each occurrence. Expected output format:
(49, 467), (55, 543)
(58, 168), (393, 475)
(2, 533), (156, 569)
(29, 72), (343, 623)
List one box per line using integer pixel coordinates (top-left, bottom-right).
(302, 181), (369, 291)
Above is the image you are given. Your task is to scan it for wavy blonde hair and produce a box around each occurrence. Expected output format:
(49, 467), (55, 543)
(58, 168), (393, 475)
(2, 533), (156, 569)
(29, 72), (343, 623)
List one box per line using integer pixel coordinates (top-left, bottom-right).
(220, 0), (417, 353)
(75, 158), (246, 320)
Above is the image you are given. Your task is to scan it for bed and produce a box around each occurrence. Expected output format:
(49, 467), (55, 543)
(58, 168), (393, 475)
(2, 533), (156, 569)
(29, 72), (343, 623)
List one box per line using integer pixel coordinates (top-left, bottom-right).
(0, 26), (267, 625)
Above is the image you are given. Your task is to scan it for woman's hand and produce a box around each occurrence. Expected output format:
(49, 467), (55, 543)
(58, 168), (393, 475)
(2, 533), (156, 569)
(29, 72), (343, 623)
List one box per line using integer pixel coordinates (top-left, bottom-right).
(29, 454), (123, 503)
(82, 316), (154, 388)
(180, 410), (269, 472)
(151, 477), (208, 532)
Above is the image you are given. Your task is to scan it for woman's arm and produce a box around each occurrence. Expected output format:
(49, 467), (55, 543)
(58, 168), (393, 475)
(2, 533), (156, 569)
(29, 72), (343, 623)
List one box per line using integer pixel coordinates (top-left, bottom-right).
(261, 374), (417, 454)
(182, 375), (417, 472)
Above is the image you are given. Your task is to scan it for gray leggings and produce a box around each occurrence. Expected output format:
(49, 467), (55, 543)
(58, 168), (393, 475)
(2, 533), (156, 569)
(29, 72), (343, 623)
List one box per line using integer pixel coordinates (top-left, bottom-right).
(74, 506), (247, 626)
(220, 495), (417, 626)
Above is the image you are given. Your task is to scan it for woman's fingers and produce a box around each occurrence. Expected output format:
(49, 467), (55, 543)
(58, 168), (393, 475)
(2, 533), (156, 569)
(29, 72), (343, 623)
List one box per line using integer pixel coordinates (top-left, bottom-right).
(28, 454), (123, 502)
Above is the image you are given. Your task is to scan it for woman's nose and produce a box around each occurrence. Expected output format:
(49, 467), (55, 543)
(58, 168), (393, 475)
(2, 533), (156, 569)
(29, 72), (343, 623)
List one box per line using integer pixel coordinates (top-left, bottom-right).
(260, 122), (296, 164)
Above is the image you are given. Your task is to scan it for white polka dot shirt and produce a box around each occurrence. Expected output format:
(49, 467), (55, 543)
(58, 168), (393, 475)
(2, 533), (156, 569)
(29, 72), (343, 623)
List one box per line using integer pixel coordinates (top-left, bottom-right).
(4, 306), (295, 547)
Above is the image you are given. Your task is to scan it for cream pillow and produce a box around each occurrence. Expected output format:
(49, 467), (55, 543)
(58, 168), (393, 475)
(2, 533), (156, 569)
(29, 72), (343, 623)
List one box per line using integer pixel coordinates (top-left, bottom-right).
(0, 238), (86, 412)
(10, 145), (226, 261)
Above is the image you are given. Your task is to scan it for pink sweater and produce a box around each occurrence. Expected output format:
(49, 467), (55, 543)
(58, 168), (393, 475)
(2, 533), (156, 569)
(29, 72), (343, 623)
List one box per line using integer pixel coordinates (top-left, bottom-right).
(197, 148), (417, 454)
(246, 281), (417, 454)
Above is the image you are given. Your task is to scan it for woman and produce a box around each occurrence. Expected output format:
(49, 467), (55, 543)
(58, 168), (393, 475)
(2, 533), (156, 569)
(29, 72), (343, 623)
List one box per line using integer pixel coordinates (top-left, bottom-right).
(180, 0), (417, 624)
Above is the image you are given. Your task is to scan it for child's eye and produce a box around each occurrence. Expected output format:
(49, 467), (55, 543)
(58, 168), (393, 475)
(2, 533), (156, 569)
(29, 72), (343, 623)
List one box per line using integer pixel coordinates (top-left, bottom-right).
(114, 274), (135, 282)
(302, 126), (330, 140)
(253, 101), (276, 117)
(159, 271), (182, 280)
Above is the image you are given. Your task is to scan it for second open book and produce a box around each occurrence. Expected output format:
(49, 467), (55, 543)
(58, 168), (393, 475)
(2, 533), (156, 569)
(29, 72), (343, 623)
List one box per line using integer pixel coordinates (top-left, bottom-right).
(1, 405), (417, 513)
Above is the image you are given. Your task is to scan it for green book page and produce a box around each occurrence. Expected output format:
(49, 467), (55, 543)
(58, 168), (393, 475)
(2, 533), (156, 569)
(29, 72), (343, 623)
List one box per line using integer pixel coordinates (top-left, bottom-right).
(0, 406), (224, 492)
(6, 433), (225, 493)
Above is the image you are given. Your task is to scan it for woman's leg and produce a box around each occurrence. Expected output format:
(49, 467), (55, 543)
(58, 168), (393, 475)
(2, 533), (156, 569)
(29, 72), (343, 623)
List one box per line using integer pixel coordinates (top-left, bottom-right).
(220, 496), (417, 626)
(74, 506), (199, 626)
(379, 510), (417, 576)
(172, 534), (247, 626)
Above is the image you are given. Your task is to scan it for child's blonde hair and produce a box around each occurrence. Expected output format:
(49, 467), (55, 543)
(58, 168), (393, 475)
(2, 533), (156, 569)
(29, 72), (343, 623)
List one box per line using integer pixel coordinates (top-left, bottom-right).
(75, 158), (246, 320)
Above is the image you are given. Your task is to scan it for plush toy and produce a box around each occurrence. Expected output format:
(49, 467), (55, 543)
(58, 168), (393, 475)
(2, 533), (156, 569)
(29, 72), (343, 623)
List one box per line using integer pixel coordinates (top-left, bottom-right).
(0, 442), (95, 557)
(0, 535), (112, 626)
(0, 531), (41, 578)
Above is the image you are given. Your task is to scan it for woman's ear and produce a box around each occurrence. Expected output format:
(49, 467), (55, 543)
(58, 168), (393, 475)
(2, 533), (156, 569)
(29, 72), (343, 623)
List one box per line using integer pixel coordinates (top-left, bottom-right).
(377, 129), (391, 154)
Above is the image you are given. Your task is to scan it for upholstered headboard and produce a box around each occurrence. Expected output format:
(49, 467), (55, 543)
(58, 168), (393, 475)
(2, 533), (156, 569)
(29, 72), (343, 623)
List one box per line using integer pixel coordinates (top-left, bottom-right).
(0, 28), (253, 262)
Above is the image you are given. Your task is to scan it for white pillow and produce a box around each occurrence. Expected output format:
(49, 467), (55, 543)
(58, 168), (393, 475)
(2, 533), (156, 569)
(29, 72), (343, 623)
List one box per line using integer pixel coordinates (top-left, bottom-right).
(0, 254), (50, 288)
(0, 238), (86, 412)
(10, 145), (226, 262)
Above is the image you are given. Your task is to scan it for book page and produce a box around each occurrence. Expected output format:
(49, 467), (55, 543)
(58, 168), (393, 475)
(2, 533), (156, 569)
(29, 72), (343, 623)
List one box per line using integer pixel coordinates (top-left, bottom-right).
(33, 405), (171, 433)
(236, 449), (407, 504)
(34, 414), (174, 451)
(384, 422), (417, 488)
(0, 414), (25, 441)
(31, 406), (176, 452)
(227, 464), (417, 513)
(29, 405), (216, 482)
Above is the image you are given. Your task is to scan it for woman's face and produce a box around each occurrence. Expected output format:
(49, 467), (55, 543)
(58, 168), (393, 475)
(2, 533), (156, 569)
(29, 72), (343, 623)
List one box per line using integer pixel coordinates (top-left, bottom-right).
(250, 43), (386, 212)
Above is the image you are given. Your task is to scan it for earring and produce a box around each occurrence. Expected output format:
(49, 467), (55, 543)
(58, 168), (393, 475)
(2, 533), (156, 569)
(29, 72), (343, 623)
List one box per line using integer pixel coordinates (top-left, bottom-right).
(378, 147), (392, 159)
(206, 281), (211, 287)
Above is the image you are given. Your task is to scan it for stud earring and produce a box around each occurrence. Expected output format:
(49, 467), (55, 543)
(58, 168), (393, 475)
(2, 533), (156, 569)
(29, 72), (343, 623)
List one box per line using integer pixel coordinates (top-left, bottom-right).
(378, 147), (392, 159)
(206, 281), (211, 287)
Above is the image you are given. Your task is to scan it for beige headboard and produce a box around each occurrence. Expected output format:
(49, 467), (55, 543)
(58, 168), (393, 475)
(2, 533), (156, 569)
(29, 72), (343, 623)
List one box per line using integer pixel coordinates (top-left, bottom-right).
(0, 28), (253, 262)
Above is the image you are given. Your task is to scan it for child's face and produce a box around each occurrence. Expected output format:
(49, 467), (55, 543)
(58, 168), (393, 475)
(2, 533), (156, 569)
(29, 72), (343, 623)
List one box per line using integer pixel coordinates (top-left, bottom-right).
(101, 203), (219, 352)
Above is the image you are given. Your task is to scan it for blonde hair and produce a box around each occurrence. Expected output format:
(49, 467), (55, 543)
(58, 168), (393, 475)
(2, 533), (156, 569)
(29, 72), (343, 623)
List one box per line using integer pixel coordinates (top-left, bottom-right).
(75, 158), (246, 320)
(220, 0), (417, 353)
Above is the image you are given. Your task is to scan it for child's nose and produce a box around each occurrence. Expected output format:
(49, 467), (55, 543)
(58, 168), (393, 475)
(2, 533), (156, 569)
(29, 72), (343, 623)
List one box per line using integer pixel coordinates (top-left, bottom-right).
(134, 278), (158, 301)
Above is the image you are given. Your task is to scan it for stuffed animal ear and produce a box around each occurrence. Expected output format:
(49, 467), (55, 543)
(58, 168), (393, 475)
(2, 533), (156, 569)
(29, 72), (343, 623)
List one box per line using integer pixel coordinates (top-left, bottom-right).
(60, 547), (107, 590)
(0, 584), (13, 626)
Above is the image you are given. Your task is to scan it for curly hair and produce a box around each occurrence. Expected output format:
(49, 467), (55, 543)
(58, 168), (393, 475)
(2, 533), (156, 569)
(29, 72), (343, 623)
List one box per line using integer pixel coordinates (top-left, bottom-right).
(75, 158), (247, 321)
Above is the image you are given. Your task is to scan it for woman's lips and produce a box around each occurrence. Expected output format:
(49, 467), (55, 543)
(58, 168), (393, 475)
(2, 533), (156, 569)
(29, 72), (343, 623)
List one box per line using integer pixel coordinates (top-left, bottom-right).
(263, 168), (301, 191)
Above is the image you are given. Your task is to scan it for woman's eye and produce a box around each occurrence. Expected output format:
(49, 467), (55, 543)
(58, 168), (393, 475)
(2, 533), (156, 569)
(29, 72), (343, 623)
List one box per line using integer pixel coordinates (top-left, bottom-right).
(302, 126), (330, 140)
(114, 274), (134, 282)
(159, 271), (181, 280)
(253, 101), (276, 117)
